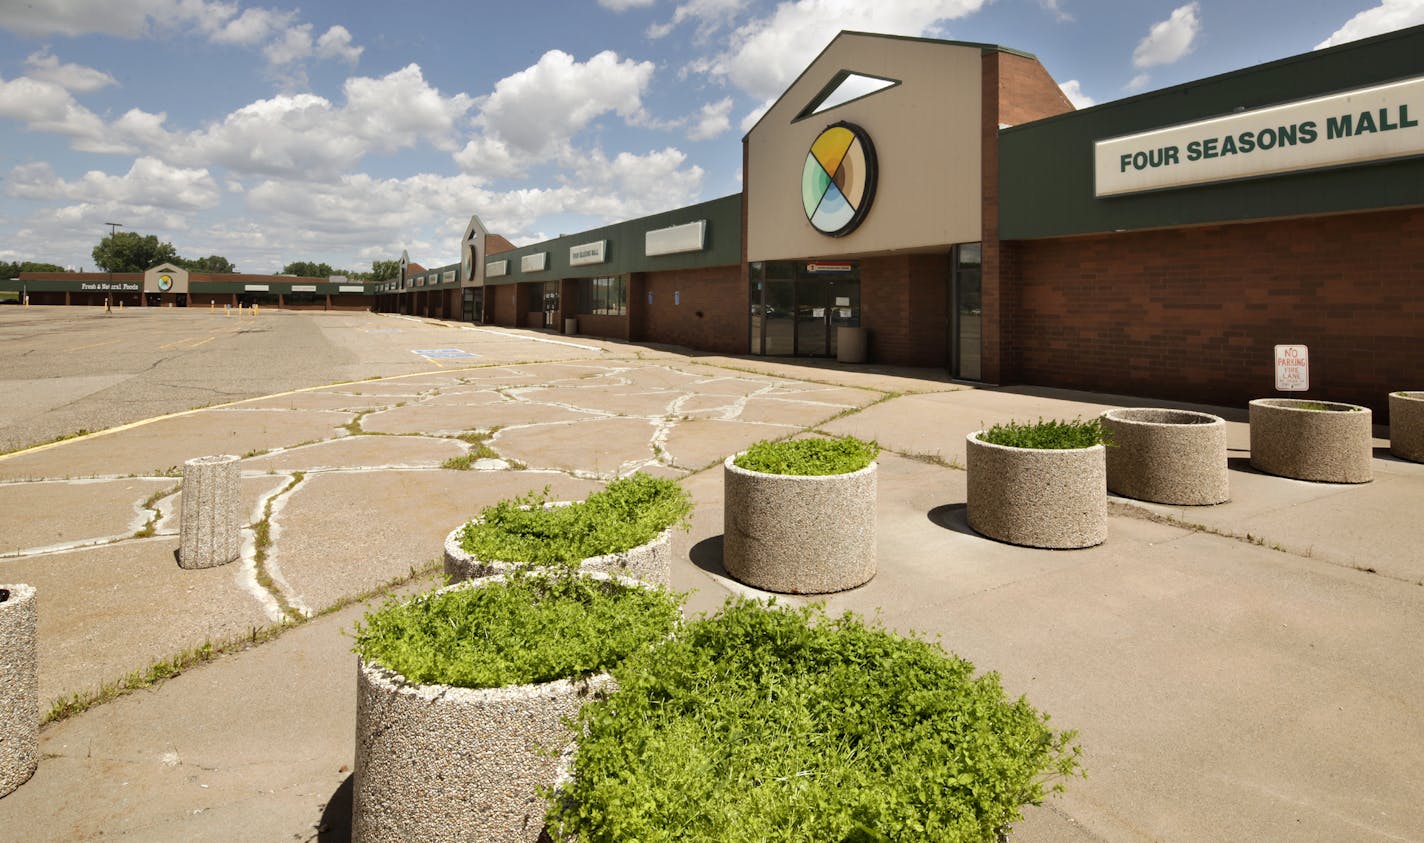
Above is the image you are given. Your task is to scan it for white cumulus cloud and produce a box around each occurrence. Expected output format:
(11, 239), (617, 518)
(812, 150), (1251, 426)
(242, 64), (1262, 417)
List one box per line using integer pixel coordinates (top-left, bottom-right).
(7, 157), (220, 210)
(708, 0), (987, 103)
(468, 48), (655, 172)
(1058, 79), (1094, 108)
(687, 96), (733, 140)
(1132, 2), (1201, 69)
(24, 50), (118, 92)
(1316, 0), (1424, 48)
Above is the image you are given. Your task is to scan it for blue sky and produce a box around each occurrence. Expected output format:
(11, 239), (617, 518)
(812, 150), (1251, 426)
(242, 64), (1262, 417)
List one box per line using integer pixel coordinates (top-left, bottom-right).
(0, 0), (1419, 275)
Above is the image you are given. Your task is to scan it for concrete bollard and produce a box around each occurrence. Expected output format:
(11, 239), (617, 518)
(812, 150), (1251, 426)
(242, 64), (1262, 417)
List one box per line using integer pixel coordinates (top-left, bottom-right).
(0, 583), (38, 798)
(179, 454), (242, 569)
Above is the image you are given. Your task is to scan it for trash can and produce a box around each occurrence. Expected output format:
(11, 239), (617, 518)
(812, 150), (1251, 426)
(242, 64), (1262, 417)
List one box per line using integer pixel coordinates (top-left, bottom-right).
(837, 327), (868, 364)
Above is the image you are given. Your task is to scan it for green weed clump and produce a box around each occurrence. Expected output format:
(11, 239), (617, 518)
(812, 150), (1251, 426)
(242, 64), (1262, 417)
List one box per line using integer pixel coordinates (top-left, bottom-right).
(352, 572), (681, 689)
(458, 473), (692, 566)
(550, 599), (1081, 842)
(734, 436), (878, 476)
(979, 417), (1109, 450)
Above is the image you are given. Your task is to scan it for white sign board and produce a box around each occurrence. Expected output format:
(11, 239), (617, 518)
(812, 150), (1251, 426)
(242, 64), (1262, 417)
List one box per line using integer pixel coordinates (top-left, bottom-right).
(1275, 344), (1309, 391)
(1096, 74), (1424, 197)
(339, 285), (364, 293)
(486, 260), (508, 278)
(521, 252), (548, 273)
(645, 220), (706, 256)
(244, 284), (270, 292)
(291, 284), (317, 292)
(569, 240), (607, 266)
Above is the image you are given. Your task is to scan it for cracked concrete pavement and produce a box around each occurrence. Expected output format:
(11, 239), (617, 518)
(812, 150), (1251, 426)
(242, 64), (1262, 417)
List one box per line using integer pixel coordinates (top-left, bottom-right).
(1, 307), (1422, 841)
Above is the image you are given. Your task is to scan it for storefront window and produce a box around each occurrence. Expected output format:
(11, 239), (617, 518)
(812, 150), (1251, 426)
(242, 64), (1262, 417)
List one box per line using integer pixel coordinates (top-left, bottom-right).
(578, 276), (627, 316)
(748, 261), (857, 357)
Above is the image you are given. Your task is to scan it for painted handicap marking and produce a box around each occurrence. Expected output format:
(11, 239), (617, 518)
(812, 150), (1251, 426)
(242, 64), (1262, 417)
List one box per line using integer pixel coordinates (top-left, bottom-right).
(412, 348), (479, 358)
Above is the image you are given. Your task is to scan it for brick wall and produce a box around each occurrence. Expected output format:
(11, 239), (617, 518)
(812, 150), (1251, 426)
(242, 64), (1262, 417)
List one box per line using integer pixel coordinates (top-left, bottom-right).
(1004, 206), (1424, 416)
(859, 254), (949, 366)
(982, 51), (1078, 383)
(635, 266), (745, 353)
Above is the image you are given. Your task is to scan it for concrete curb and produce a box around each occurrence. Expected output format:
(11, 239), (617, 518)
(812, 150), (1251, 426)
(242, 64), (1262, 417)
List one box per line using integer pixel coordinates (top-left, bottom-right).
(353, 572), (646, 843)
(443, 511), (672, 587)
(966, 433), (1106, 549)
(722, 455), (877, 594)
(179, 454), (241, 569)
(1102, 408), (1229, 505)
(0, 584), (38, 799)
(1389, 392), (1424, 463)
(1249, 399), (1373, 483)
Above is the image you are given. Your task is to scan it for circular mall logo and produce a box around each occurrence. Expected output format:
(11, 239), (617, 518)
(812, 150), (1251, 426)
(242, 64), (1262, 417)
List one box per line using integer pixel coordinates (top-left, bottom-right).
(801, 121), (877, 237)
(158, 274), (173, 291)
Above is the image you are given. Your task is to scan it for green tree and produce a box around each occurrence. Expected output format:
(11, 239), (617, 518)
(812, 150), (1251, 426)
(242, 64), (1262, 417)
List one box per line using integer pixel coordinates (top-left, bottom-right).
(92, 232), (179, 272)
(281, 260), (336, 278)
(181, 255), (237, 273)
(371, 259), (401, 282)
(1, 260), (66, 278)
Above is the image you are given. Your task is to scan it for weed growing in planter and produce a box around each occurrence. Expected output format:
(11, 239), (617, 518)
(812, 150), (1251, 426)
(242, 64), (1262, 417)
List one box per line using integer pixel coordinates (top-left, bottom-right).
(550, 599), (1082, 842)
(1287, 400), (1363, 412)
(458, 473), (692, 567)
(734, 436), (878, 476)
(353, 572), (681, 688)
(980, 417), (1109, 450)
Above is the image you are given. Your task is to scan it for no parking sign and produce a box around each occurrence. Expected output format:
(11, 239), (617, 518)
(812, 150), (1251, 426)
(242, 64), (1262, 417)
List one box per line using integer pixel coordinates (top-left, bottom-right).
(1274, 345), (1308, 391)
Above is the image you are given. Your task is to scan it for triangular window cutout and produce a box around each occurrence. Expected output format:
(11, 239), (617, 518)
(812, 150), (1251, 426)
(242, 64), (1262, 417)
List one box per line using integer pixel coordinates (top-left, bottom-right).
(795, 71), (900, 121)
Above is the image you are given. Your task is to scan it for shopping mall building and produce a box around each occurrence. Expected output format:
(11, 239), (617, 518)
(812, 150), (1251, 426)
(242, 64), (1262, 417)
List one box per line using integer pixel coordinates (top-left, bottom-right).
(21, 27), (1424, 413)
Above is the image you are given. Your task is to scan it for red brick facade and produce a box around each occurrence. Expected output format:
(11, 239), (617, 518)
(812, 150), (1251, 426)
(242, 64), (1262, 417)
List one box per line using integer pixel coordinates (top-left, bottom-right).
(980, 50), (1076, 384)
(633, 266), (746, 354)
(858, 254), (949, 366)
(1001, 206), (1424, 414)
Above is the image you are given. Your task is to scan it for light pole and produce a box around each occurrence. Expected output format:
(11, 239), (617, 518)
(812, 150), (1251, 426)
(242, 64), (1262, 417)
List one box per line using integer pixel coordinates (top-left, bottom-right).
(103, 222), (123, 312)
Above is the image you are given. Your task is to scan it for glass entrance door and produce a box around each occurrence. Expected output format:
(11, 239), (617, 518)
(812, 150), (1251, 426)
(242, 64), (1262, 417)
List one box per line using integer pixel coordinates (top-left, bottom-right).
(749, 261), (859, 357)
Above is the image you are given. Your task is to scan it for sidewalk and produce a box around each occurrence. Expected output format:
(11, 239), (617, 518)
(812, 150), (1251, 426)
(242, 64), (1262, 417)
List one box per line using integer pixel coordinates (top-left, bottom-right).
(2, 326), (1422, 841)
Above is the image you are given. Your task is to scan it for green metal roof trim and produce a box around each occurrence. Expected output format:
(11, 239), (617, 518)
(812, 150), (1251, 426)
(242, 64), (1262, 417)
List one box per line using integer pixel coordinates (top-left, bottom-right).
(998, 24), (1424, 239)
(481, 193), (741, 286)
(14, 279), (377, 296)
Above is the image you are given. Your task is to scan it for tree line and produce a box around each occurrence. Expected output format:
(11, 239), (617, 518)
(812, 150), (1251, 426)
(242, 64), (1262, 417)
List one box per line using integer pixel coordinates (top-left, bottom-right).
(0, 231), (402, 281)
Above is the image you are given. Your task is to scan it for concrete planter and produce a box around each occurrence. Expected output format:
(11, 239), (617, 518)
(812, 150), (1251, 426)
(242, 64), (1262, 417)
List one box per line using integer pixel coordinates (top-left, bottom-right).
(722, 455), (876, 594)
(1101, 408), (1229, 505)
(353, 573), (635, 843)
(1249, 398), (1373, 483)
(0, 584), (38, 799)
(966, 433), (1106, 549)
(179, 453), (241, 569)
(1389, 391), (1424, 463)
(443, 506), (672, 586)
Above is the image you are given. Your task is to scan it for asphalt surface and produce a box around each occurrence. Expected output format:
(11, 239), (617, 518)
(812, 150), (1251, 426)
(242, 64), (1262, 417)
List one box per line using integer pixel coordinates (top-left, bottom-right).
(0, 306), (594, 454)
(2, 308), (1422, 842)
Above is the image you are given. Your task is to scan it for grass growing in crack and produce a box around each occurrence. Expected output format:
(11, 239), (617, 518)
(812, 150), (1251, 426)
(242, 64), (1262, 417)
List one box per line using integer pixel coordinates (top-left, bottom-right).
(241, 447), (270, 459)
(341, 409), (372, 436)
(895, 450), (964, 470)
(442, 429), (501, 469)
(41, 559), (444, 726)
(252, 472), (306, 622)
(132, 482), (181, 538)
(0, 428), (93, 457)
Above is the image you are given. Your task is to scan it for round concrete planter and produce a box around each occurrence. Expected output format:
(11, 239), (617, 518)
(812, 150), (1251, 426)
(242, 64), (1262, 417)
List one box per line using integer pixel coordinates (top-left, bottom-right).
(1249, 398), (1373, 483)
(443, 506), (672, 587)
(1389, 391), (1424, 463)
(1101, 408), (1229, 505)
(353, 572), (645, 843)
(722, 455), (876, 594)
(0, 584), (38, 799)
(966, 433), (1107, 549)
